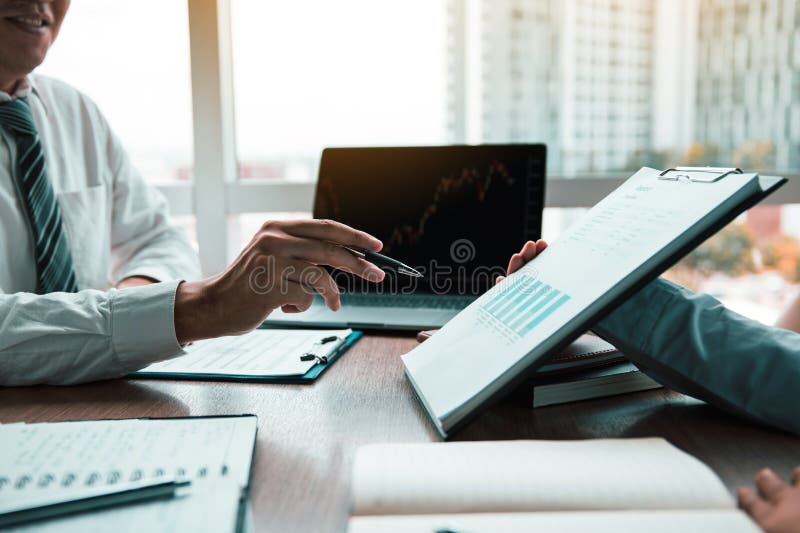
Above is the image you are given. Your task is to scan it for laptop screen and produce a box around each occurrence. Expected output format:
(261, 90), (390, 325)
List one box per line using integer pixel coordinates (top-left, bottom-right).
(314, 145), (546, 296)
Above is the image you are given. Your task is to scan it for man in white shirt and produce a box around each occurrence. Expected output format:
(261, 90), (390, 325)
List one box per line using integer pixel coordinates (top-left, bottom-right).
(0, 0), (386, 385)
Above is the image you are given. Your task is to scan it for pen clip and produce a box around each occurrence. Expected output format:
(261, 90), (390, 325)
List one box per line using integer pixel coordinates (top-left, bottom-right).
(299, 335), (341, 364)
(342, 246), (366, 258)
(300, 353), (328, 365)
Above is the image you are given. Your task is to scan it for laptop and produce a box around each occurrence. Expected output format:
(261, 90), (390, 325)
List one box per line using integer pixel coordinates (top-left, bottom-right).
(264, 144), (546, 330)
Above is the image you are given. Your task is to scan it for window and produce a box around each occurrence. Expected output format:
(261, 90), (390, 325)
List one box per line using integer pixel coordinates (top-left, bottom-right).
(37, 0), (194, 184)
(448, 0), (800, 176)
(230, 0), (449, 182)
(663, 205), (800, 325)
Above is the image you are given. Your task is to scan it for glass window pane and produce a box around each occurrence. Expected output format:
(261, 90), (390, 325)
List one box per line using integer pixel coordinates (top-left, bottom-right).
(231, 0), (448, 181)
(666, 204), (800, 325)
(352, 0), (800, 177)
(173, 215), (199, 253)
(37, 0), (193, 184)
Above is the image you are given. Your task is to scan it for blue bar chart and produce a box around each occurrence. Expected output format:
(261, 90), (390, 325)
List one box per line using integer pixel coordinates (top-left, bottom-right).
(480, 276), (571, 338)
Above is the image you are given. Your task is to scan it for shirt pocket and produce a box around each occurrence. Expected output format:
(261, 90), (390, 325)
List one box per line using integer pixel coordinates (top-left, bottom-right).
(56, 183), (112, 290)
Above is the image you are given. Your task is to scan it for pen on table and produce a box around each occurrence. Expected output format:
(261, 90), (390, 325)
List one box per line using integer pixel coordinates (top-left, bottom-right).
(343, 247), (423, 278)
(0, 478), (191, 528)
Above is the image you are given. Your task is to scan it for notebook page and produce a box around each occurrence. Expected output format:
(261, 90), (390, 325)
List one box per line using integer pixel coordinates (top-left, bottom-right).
(0, 416), (257, 501)
(138, 328), (352, 377)
(5, 478), (242, 533)
(352, 438), (733, 515)
(348, 510), (760, 533)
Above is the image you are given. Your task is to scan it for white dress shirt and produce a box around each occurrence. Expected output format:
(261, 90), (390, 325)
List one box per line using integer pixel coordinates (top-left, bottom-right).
(0, 75), (201, 385)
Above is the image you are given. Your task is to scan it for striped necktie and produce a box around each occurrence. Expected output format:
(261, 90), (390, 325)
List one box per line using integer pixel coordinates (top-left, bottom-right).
(0, 97), (79, 293)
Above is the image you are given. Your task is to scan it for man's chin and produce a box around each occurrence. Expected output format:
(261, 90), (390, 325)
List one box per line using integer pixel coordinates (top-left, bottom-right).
(0, 24), (53, 78)
(0, 50), (48, 82)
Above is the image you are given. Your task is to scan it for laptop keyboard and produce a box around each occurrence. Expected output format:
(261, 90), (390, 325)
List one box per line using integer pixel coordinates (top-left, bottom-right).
(340, 293), (477, 310)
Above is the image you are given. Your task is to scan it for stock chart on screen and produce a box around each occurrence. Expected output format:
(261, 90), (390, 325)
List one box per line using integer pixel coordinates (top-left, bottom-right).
(314, 145), (545, 295)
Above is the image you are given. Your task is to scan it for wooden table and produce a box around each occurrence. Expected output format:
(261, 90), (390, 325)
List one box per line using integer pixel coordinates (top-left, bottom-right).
(1, 333), (798, 532)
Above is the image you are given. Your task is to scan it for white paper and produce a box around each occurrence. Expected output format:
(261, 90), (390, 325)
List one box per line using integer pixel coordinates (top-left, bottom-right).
(139, 328), (352, 377)
(402, 168), (761, 433)
(352, 438), (733, 515)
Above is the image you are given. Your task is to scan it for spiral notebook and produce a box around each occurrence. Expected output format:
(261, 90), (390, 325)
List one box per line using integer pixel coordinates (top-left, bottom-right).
(131, 328), (362, 383)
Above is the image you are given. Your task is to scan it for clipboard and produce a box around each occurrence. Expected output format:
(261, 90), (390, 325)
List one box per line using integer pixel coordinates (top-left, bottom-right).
(403, 166), (787, 438)
(130, 330), (363, 384)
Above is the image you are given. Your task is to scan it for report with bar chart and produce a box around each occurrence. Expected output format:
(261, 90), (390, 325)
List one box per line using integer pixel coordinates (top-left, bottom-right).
(478, 275), (571, 342)
(402, 167), (784, 438)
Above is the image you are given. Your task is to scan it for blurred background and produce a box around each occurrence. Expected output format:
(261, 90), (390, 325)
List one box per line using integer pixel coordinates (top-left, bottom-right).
(37, 0), (800, 324)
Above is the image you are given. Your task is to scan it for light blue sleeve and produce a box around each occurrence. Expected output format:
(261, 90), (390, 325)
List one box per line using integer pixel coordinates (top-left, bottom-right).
(592, 277), (800, 435)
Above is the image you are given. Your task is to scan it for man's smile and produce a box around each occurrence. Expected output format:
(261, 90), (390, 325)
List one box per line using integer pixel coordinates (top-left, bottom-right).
(5, 12), (53, 34)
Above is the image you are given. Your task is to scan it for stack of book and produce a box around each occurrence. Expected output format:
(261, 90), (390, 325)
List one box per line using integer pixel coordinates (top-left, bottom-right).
(419, 330), (661, 408)
(517, 333), (662, 407)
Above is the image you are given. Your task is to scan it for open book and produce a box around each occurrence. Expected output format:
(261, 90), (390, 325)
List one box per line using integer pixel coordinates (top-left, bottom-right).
(348, 438), (760, 532)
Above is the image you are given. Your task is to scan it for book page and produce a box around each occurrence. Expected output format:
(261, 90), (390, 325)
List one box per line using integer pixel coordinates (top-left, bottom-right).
(0, 416), (257, 500)
(401, 168), (761, 434)
(352, 438), (733, 515)
(138, 328), (352, 377)
(348, 510), (760, 533)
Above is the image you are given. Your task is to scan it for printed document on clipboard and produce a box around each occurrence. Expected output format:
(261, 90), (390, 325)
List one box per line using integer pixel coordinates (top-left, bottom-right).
(402, 167), (786, 438)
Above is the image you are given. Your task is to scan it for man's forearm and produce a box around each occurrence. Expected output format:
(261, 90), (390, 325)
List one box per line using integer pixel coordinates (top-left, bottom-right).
(593, 277), (800, 435)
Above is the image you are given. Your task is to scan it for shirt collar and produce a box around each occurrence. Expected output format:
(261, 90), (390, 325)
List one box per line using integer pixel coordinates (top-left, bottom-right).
(0, 76), (46, 113)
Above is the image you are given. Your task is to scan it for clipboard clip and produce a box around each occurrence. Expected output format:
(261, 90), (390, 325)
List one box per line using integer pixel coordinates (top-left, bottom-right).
(658, 167), (742, 183)
(299, 336), (340, 364)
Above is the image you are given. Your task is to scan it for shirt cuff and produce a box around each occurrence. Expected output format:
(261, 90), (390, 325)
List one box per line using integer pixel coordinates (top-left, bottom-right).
(110, 280), (185, 372)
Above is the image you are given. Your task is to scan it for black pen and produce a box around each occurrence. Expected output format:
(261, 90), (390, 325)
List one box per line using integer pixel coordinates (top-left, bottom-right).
(0, 478), (191, 527)
(343, 247), (423, 278)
